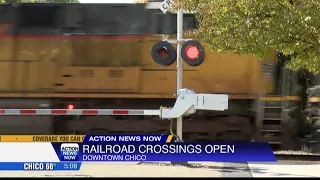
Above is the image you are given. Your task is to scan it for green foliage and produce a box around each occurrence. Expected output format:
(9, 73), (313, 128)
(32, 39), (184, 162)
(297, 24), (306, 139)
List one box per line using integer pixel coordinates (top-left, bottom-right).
(0, 0), (79, 3)
(177, 0), (320, 73)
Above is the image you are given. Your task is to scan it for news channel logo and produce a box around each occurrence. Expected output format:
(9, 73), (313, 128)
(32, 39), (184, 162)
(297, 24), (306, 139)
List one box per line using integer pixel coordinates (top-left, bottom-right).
(60, 143), (79, 161)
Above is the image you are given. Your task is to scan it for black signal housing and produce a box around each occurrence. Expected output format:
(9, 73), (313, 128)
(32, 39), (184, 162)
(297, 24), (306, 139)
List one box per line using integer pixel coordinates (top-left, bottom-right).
(151, 41), (177, 66)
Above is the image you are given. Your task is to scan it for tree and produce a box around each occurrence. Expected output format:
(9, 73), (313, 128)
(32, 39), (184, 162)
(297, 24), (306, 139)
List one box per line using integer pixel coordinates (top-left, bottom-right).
(177, 0), (320, 74)
(0, 0), (79, 3)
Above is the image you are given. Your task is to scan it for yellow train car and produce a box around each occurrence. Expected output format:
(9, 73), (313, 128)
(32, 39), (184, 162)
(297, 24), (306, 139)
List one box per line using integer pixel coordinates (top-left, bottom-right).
(0, 3), (309, 149)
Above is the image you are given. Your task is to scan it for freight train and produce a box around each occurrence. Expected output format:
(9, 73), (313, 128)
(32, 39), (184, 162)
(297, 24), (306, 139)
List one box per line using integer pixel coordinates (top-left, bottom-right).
(0, 2), (319, 150)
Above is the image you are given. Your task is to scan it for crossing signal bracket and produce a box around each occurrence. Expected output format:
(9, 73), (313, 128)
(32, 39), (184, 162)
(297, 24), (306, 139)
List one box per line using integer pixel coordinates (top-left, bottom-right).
(160, 88), (228, 119)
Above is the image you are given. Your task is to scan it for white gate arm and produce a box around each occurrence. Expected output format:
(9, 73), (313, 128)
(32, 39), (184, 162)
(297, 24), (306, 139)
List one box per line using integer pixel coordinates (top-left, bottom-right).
(0, 89), (228, 120)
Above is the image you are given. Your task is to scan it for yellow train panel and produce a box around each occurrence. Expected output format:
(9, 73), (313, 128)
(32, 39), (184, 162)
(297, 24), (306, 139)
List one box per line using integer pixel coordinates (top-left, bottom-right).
(0, 35), (277, 99)
(0, 39), (13, 61)
(55, 66), (142, 93)
(14, 39), (48, 61)
(0, 62), (11, 91)
(27, 62), (41, 91)
(37, 57), (58, 90)
(142, 71), (176, 94)
(69, 38), (142, 66)
(0, 5), (276, 99)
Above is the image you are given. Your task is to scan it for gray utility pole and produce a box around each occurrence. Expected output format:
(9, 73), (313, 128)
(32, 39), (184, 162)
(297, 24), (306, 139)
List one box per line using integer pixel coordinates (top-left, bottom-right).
(176, 8), (184, 141)
(159, 0), (188, 143)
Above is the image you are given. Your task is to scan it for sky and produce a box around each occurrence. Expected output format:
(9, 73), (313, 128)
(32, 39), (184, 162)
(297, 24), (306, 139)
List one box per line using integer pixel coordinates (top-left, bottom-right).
(80, 0), (135, 3)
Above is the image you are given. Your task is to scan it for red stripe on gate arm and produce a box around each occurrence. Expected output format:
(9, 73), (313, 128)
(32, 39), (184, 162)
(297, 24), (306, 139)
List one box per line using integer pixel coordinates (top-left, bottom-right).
(113, 110), (128, 115)
(0, 109), (4, 114)
(82, 110), (98, 115)
(20, 109), (36, 114)
(51, 110), (67, 114)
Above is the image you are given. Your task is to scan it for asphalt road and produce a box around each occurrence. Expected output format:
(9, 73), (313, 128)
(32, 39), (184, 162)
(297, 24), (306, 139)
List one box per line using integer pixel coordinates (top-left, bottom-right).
(0, 161), (319, 177)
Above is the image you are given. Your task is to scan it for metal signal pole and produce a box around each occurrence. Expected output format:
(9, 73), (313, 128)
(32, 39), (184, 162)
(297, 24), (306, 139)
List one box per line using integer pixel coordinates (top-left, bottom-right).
(176, 8), (184, 141)
(159, 0), (186, 145)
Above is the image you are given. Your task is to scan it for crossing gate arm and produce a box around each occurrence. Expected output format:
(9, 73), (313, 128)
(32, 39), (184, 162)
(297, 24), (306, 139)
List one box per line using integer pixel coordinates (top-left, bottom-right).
(0, 89), (228, 119)
(0, 109), (161, 116)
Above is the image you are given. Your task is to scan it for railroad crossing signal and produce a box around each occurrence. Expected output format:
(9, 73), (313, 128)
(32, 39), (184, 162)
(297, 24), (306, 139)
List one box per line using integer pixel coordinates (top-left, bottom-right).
(151, 40), (205, 67)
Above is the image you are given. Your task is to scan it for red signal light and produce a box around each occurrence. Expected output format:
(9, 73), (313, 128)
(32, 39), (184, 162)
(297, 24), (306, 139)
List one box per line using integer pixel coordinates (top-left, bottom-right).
(185, 45), (200, 60)
(181, 41), (205, 66)
(67, 104), (74, 110)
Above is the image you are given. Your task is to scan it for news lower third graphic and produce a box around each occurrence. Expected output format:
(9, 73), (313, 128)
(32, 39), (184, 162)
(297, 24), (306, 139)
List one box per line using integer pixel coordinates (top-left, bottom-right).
(0, 135), (277, 170)
(51, 135), (277, 162)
